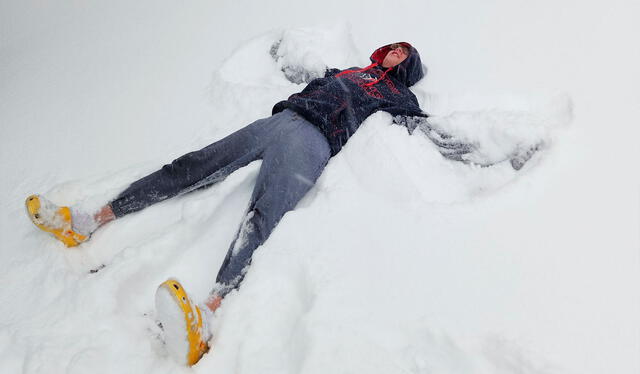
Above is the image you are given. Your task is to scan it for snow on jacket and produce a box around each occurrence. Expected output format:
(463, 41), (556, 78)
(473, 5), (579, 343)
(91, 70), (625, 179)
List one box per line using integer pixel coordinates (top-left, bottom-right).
(272, 42), (428, 156)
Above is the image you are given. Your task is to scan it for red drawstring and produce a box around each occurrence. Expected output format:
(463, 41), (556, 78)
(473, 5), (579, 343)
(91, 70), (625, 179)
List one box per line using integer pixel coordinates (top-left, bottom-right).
(335, 62), (378, 77)
(364, 67), (393, 86)
(335, 62), (393, 87)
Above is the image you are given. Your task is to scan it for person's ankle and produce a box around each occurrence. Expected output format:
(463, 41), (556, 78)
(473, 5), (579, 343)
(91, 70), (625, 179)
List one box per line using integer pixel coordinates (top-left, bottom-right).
(204, 295), (223, 313)
(94, 204), (116, 227)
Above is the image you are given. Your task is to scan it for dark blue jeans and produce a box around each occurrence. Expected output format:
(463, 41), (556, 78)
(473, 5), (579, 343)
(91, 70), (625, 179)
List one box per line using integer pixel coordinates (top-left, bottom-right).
(110, 110), (330, 296)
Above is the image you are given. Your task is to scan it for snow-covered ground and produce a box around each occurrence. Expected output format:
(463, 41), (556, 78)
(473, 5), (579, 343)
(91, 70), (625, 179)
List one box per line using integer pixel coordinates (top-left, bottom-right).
(1, 1), (638, 373)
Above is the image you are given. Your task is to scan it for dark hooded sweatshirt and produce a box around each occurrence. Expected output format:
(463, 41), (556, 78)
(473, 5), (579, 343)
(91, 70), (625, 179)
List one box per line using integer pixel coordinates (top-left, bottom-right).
(272, 42), (428, 156)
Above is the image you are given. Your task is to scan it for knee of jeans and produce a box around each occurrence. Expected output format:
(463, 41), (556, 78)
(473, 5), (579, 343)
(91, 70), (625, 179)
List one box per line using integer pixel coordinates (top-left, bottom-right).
(162, 152), (197, 176)
(249, 200), (287, 234)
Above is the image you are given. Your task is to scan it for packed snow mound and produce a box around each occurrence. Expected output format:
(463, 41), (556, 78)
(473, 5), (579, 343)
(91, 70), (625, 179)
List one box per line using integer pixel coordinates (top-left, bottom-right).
(216, 24), (360, 87)
(421, 91), (572, 166)
(271, 24), (360, 84)
(207, 25), (363, 137)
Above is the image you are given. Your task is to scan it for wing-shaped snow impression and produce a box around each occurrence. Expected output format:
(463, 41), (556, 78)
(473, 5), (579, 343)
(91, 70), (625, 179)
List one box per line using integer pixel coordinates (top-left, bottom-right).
(395, 88), (572, 172)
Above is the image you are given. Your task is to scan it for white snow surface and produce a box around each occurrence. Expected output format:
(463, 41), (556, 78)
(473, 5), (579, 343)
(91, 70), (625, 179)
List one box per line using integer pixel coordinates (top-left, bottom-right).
(154, 285), (190, 365)
(1, 1), (639, 373)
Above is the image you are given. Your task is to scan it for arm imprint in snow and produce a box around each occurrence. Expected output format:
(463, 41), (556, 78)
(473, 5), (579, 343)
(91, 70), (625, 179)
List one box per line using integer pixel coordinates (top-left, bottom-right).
(270, 39), (327, 84)
(394, 115), (476, 161)
(394, 115), (541, 170)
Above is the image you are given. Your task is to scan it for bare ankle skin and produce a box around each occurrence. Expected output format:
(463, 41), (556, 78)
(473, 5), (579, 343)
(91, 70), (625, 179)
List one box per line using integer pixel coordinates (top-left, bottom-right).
(94, 204), (116, 229)
(204, 295), (223, 313)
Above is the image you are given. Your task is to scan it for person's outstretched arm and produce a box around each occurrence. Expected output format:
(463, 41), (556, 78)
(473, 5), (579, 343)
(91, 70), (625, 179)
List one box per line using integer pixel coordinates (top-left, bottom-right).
(393, 114), (540, 170)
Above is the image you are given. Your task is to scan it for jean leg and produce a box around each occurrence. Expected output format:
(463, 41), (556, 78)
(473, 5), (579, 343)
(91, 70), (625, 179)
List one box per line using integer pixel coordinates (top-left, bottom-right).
(109, 116), (277, 217)
(214, 115), (330, 296)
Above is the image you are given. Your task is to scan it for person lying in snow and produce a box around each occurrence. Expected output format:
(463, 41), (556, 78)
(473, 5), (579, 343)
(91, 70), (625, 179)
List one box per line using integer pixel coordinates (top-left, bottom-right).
(25, 42), (520, 366)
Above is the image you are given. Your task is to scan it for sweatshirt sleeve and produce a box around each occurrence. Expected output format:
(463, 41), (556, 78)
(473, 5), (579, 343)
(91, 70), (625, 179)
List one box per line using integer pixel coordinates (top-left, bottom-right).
(324, 68), (341, 77)
(383, 89), (429, 119)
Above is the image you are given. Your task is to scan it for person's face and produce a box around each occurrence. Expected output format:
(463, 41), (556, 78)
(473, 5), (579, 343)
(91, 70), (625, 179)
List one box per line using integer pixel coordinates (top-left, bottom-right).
(381, 43), (410, 68)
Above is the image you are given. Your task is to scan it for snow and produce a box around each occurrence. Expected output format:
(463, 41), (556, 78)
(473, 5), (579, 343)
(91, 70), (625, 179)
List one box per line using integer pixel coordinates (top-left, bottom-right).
(155, 285), (190, 365)
(1, 0), (639, 373)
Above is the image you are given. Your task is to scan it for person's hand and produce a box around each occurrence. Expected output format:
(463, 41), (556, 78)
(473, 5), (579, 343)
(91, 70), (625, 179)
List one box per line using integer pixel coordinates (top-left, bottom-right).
(414, 118), (476, 162)
(509, 142), (542, 170)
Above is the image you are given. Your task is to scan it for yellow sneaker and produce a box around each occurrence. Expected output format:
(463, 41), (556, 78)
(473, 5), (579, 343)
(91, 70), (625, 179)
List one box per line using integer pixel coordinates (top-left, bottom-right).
(155, 279), (210, 366)
(25, 194), (88, 247)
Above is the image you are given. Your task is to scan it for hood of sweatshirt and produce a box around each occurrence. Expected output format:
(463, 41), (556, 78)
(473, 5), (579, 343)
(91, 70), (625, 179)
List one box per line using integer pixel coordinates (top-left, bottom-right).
(369, 42), (425, 87)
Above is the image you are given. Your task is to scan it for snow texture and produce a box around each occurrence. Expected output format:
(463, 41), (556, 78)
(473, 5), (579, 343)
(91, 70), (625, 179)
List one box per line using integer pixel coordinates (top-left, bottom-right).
(1, 1), (639, 374)
(155, 286), (190, 365)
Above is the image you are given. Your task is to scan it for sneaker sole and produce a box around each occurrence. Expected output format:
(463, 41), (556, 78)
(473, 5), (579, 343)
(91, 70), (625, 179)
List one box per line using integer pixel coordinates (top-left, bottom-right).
(25, 195), (87, 247)
(156, 279), (209, 366)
